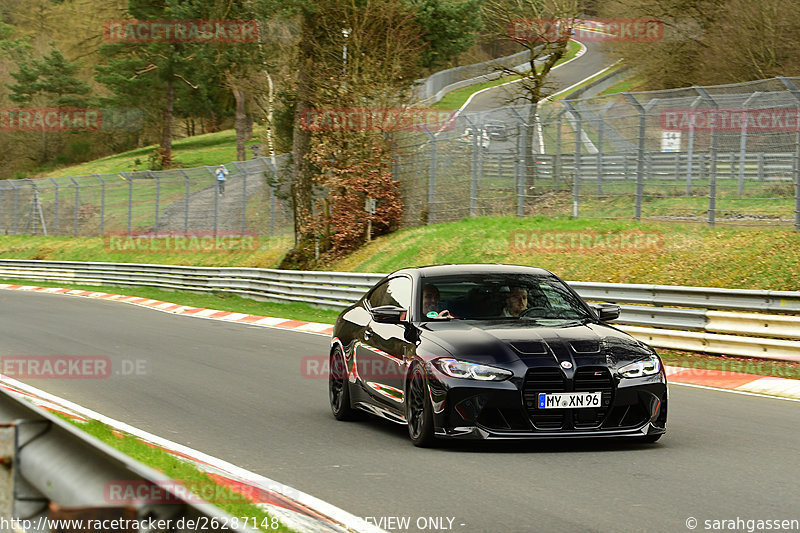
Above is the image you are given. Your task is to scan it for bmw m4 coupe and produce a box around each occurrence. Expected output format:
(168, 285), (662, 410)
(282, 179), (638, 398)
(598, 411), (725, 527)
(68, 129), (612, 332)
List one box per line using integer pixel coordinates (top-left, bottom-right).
(329, 264), (667, 446)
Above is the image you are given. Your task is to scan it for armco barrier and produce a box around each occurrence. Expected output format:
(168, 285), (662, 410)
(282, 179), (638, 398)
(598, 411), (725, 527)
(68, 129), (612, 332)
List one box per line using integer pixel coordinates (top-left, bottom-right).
(0, 387), (258, 531)
(0, 259), (799, 360)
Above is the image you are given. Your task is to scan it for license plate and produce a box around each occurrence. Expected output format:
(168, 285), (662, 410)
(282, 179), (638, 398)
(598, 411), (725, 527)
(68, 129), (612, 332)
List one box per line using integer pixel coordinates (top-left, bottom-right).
(538, 392), (602, 409)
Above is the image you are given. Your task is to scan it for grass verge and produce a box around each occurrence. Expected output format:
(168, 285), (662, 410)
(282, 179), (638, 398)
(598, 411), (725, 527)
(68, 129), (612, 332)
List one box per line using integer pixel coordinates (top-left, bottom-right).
(60, 417), (295, 532)
(0, 277), (342, 324)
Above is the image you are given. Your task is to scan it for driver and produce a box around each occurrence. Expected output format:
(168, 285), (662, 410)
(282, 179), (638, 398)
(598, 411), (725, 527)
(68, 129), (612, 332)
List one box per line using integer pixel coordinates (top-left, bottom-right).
(422, 284), (453, 319)
(502, 286), (528, 317)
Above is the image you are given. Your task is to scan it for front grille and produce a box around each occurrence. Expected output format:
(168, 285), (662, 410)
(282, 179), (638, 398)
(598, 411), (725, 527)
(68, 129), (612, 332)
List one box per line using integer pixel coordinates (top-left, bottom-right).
(523, 368), (566, 429)
(523, 367), (614, 431)
(572, 367), (613, 428)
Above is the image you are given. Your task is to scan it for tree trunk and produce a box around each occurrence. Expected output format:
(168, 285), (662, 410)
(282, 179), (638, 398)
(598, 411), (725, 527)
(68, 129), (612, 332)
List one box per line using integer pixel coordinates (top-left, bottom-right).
(229, 75), (247, 162)
(291, 17), (316, 246)
(161, 78), (174, 165)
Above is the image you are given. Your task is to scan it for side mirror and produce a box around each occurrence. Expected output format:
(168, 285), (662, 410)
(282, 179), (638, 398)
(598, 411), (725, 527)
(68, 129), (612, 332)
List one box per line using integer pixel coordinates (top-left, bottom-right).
(371, 305), (408, 324)
(592, 303), (620, 322)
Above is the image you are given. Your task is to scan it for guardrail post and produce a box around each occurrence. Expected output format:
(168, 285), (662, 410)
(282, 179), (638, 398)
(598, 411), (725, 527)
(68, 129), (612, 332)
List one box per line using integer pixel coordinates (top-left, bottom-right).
(68, 176), (79, 237)
(232, 161), (247, 233)
(93, 174), (105, 236)
(778, 77), (800, 231)
(0, 424), (13, 516)
(695, 87), (718, 227)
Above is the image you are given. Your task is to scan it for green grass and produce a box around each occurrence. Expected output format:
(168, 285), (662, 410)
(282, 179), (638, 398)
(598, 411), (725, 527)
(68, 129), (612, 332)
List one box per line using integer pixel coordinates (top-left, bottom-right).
(39, 129), (259, 177)
(659, 350), (800, 381)
(599, 75), (646, 96)
(62, 418), (295, 532)
(431, 40), (583, 110)
(0, 276), (342, 324)
(553, 63), (623, 101)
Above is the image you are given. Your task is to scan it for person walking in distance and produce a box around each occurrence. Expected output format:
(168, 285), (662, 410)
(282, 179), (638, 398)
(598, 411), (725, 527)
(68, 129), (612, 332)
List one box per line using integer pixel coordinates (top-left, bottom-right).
(216, 164), (228, 196)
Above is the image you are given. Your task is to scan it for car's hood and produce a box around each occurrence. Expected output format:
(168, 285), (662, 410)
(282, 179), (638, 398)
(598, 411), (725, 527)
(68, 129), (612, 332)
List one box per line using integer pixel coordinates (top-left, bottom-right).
(418, 319), (653, 367)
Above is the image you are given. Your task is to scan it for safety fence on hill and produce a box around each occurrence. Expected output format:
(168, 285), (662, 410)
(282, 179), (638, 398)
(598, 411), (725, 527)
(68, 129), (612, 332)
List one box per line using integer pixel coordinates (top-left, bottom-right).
(3, 77), (800, 238)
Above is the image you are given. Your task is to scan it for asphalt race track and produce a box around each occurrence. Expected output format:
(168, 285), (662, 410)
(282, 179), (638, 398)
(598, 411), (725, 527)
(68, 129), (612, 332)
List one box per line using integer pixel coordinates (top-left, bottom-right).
(2, 290), (798, 533)
(462, 40), (611, 113)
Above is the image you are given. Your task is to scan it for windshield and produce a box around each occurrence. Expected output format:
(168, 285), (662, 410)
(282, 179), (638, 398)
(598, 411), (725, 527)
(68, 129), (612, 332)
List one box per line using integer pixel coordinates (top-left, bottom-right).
(420, 274), (593, 321)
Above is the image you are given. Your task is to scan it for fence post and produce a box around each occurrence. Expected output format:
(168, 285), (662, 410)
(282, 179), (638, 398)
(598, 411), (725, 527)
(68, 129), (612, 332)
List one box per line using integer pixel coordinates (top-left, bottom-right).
(686, 96), (701, 195)
(555, 110), (563, 184)
(261, 158), (277, 235)
(122, 172), (132, 235)
(623, 92), (647, 221)
(562, 101), (582, 218)
(421, 128), (437, 224)
(508, 107), (528, 217)
(596, 103), (612, 195)
(68, 176), (79, 237)
(206, 166), (218, 237)
(148, 171), (160, 230)
(49, 178), (59, 235)
(778, 77), (800, 231)
(231, 161), (247, 234)
(93, 174), (105, 236)
(463, 116), (479, 217)
(9, 180), (18, 235)
(696, 87), (718, 227)
(178, 169), (190, 234)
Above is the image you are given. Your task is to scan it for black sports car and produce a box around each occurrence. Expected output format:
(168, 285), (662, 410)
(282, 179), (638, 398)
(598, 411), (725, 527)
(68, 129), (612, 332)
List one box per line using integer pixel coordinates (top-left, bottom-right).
(329, 264), (667, 446)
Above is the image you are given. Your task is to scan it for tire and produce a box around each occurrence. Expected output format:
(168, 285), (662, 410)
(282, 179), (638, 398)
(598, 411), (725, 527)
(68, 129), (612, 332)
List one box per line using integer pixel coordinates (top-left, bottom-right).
(407, 364), (436, 447)
(329, 347), (356, 421)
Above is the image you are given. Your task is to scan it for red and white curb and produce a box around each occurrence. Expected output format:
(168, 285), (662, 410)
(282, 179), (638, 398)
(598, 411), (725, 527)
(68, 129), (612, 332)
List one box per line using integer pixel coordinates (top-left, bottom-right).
(665, 366), (800, 400)
(3, 282), (800, 401)
(0, 283), (334, 336)
(0, 375), (385, 533)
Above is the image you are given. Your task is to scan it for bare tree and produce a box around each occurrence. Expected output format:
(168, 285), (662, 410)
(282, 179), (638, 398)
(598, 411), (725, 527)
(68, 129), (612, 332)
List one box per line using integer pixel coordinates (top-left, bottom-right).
(483, 0), (581, 186)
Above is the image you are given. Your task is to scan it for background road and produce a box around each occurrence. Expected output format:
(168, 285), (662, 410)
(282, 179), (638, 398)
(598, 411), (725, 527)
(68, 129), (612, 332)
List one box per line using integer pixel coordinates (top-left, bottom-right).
(2, 290), (798, 533)
(463, 40), (610, 113)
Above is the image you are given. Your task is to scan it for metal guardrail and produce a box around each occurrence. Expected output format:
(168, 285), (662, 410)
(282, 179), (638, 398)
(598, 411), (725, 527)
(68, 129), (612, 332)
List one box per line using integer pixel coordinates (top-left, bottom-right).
(0, 259), (798, 360)
(0, 387), (257, 532)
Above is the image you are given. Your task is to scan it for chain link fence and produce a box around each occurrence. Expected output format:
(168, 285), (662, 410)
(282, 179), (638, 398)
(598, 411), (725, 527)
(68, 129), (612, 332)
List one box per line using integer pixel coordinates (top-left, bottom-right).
(395, 76), (800, 229)
(0, 154), (294, 237)
(3, 77), (800, 238)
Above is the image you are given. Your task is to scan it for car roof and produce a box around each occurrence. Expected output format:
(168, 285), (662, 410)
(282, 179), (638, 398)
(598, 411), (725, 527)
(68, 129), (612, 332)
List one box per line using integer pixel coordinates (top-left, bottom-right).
(390, 263), (554, 279)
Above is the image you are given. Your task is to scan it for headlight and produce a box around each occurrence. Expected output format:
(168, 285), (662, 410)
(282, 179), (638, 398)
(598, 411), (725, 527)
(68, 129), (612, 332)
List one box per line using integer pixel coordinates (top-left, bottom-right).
(619, 355), (661, 378)
(432, 358), (513, 381)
